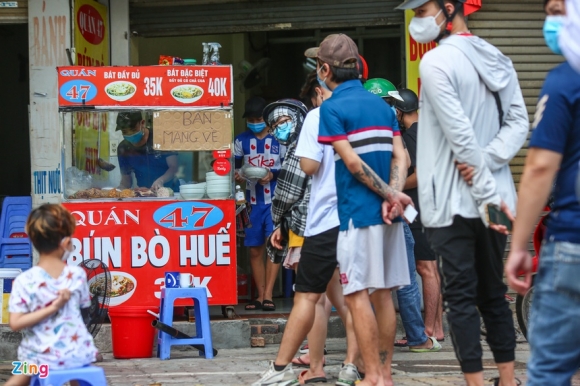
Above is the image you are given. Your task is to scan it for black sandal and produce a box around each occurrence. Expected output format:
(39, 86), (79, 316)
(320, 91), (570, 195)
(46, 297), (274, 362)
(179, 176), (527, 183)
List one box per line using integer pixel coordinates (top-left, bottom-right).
(244, 300), (262, 310)
(491, 377), (522, 385)
(394, 336), (408, 347)
(262, 299), (276, 311)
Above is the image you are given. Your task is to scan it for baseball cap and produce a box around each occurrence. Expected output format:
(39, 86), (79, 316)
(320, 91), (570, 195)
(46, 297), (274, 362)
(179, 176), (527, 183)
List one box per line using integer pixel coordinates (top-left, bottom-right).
(116, 111), (143, 131)
(243, 96), (267, 118)
(395, 0), (432, 10)
(304, 34), (359, 69)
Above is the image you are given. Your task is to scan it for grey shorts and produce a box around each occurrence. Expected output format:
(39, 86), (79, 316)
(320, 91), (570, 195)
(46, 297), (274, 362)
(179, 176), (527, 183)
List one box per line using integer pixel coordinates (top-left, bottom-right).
(337, 221), (410, 295)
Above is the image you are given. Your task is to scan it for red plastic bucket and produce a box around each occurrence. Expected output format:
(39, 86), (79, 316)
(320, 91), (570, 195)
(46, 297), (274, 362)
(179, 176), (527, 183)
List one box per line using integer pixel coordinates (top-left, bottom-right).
(108, 306), (158, 359)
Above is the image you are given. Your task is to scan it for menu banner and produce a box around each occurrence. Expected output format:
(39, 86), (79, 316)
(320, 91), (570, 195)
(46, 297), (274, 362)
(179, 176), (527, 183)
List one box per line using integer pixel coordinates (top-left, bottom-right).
(57, 66), (233, 108)
(63, 200), (237, 307)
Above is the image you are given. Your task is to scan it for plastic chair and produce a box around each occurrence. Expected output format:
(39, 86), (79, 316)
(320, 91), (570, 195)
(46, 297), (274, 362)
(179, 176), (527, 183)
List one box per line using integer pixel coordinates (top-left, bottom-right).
(30, 365), (107, 386)
(157, 287), (214, 360)
(0, 243), (32, 269)
(0, 196), (31, 239)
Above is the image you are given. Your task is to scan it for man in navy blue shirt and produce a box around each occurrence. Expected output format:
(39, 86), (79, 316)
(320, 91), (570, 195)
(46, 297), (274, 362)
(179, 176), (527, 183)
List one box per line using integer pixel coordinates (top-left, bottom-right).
(506, 1), (580, 385)
(314, 34), (411, 386)
(116, 111), (178, 191)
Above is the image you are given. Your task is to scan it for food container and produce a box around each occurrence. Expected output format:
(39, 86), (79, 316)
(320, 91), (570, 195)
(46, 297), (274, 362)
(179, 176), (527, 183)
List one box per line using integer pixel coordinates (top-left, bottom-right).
(0, 269), (22, 324)
(243, 167), (268, 179)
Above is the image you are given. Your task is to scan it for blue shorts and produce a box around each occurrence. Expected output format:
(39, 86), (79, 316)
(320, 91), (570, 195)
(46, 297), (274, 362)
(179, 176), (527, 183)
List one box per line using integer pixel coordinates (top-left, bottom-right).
(245, 204), (274, 247)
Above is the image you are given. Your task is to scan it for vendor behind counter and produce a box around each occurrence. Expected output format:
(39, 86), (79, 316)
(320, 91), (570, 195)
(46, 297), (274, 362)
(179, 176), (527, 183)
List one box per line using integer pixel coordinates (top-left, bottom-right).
(116, 111), (178, 191)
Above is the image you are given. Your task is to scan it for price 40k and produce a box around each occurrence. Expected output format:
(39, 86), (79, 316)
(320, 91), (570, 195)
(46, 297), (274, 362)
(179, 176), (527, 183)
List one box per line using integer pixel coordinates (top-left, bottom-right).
(208, 78), (227, 97)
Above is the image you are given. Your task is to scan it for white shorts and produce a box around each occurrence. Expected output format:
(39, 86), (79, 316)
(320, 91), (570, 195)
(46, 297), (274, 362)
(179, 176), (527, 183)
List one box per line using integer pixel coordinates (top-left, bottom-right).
(337, 221), (410, 295)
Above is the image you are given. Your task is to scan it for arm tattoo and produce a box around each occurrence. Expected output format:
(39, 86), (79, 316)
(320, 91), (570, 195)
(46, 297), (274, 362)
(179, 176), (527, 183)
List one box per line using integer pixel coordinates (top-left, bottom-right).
(390, 164), (401, 191)
(379, 350), (388, 365)
(352, 162), (397, 201)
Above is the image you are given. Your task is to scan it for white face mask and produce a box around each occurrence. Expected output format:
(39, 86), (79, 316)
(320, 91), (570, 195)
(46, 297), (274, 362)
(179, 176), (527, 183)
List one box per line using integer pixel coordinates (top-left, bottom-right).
(409, 9), (445, 44)
(61, 238), (73, 262)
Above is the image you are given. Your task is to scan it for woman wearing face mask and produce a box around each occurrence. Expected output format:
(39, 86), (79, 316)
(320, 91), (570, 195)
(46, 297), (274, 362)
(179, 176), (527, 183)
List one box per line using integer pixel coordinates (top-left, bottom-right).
(7, 204), (99, 386)
(261, 99), (310, 293)
(116, 111), (178, 192)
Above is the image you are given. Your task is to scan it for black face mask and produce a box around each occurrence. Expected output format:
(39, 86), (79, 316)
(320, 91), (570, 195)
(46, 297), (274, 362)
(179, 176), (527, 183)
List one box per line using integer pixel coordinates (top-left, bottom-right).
(396, 110), (406, 132)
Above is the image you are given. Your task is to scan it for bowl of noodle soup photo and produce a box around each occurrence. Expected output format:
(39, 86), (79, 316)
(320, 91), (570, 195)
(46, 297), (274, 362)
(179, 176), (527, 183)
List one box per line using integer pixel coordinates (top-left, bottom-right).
(105, 81), (137, 102)
(170, 85), (204, 104)
(88, 271), (137, 306)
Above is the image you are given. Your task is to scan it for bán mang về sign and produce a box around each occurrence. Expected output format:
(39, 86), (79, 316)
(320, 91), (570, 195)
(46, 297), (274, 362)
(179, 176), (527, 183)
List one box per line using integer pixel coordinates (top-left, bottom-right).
(152, 110), (233, 151)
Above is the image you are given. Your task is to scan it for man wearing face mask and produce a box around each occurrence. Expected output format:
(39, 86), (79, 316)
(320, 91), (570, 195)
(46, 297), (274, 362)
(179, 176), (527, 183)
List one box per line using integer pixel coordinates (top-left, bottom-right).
(253, 72), (364, 386)
(116, 111), (178, 191)
(395, 0), (529, 385)
(312, 33), (411, 386)
(234, 96), (285, 311)
(506, 1), (580, 385)
(393, 88), (446, 350)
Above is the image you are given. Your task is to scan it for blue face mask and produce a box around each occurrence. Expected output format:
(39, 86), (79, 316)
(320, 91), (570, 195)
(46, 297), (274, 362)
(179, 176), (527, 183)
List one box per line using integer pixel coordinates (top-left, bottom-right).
(317, 66), (331, 91)
(247, 122), (267, 133)
(543, 15), (565, 55)
(273, 121), (293, 143)
(123, 129), (144, 144)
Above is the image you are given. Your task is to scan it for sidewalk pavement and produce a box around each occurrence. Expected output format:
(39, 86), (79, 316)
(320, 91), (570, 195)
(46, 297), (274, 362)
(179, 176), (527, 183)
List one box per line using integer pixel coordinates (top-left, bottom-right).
(1, 338), (574, 386)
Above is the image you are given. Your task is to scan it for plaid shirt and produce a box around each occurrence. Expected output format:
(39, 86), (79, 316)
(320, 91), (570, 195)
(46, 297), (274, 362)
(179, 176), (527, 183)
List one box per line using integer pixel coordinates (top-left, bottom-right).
(271, 142), (311, 237)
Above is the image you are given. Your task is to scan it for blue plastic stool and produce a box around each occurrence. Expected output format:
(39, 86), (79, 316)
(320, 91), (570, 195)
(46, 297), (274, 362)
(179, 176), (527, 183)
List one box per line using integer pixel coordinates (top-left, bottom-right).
(30, 365), (106, 386)
(157, 287), (214, 360)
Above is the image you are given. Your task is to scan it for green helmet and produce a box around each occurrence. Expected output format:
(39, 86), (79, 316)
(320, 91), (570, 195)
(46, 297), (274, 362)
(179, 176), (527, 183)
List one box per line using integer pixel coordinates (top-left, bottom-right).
(363, 78), (404, 102)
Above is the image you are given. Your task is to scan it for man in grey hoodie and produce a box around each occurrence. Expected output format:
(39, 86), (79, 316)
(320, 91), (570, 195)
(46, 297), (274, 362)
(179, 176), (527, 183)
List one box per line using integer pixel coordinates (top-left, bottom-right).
(395, 1), (529, 385)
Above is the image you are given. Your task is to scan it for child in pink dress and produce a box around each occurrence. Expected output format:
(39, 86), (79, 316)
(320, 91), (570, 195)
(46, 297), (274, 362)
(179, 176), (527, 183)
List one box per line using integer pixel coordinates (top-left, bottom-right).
(6, 204), (99, 386)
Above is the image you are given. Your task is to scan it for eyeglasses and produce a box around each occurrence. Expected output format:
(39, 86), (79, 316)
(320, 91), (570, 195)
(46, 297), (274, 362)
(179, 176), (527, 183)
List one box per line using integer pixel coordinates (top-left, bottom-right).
(270, 117), (291, 130)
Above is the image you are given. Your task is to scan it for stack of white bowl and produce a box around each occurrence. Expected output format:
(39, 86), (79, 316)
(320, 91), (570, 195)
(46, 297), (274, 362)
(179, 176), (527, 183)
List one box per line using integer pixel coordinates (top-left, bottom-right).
(206, 172), (231, 199)
(180, 183), (206, 199)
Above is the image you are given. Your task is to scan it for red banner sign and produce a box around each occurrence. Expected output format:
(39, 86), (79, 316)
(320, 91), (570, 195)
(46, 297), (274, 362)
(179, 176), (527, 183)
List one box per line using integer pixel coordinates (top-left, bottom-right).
(63, 200), (237, 307)
(57, 66), (233, 108)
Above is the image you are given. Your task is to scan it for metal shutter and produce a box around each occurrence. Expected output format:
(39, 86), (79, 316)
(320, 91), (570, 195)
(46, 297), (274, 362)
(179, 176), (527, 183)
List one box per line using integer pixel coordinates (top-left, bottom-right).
(0, 1), (27, 24)
(129, 0), (403, 37)
(469, 0), (563, 186)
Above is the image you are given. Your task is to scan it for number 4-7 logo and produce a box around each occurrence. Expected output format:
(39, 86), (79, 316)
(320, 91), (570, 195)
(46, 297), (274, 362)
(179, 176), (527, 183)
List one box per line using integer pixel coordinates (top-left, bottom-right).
(159, 207), (213, 229)
(66, 85), (91, 100)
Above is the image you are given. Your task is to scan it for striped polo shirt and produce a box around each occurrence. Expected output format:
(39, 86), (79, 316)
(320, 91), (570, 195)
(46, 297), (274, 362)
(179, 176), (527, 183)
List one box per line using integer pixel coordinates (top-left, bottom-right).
(319, 79), (400, 231)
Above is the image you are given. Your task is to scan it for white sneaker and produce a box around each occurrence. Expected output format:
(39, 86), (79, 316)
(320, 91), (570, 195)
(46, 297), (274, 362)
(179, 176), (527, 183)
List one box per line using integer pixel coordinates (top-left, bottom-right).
(252, 361), (299, 386)
(336, 363), (362, 386)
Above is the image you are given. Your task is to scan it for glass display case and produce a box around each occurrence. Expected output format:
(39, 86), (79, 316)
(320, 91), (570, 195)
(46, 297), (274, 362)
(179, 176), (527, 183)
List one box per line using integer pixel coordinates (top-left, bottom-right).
(62, 109), (234, 202)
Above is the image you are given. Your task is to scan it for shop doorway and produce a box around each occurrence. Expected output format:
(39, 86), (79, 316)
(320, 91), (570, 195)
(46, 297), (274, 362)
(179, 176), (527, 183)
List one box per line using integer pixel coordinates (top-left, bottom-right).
(0, 24), (30, 197)
(133, 25), (403, 303)
(253, 27), (403, 102)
